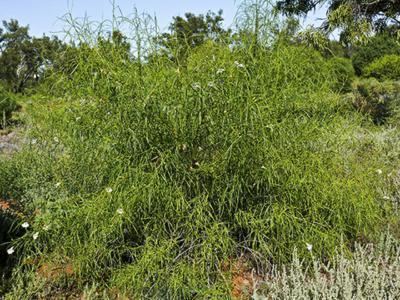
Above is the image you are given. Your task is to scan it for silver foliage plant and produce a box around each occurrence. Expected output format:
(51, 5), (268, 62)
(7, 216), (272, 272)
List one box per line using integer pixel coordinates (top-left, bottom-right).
(254, 234), (400, 299)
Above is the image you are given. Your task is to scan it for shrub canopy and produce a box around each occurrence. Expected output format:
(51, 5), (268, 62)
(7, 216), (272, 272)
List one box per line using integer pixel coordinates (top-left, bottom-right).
(0, 39), (389, 297)
(364, 54), (400, 81)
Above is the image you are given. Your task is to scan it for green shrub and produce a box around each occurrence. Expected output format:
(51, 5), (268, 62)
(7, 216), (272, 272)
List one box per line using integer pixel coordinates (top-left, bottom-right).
(327, 57), (355, 92)
(351, 78), (400, 124)
(352, 33), (400, 76)
(3, 42), (388, 297)
(1, 25), (395, 297)
(364, 54), (400, 80)
(0, 86), (18, 128)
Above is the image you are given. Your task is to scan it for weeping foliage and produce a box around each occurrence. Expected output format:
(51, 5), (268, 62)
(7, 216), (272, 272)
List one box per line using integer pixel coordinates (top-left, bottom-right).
(0, 9), (394, 299)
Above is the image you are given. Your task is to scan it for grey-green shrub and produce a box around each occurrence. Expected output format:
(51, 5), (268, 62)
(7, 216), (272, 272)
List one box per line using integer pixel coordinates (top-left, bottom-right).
(255, 234), (400, 299)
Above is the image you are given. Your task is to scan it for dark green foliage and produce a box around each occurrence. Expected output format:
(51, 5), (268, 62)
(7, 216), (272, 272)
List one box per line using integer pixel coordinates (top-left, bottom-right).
(0, 212), (17, 290)
(0, 20), (30, 91)
(17, 36), (65, 90)
(277, 0), (319, 16)
(98, 30), (131, 59)
(327, 57), (355, 92)
(351, 78), (400, 124)
(0, 19), (29, 50)
(0, 159), (25, 293)
(156, 10), (231, 63)
(0, 19), (64, 92)
(277, 0), (400, 32)
(0, 85), (18, 127)
(351, 33), (400, 76)
(325, 40), (349, 58)
(364, 55), (400, 81)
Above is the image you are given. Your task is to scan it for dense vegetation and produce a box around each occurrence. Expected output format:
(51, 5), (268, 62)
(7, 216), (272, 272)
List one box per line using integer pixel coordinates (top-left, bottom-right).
(0, 86), (18, 128)
(1, 1), (400, 298)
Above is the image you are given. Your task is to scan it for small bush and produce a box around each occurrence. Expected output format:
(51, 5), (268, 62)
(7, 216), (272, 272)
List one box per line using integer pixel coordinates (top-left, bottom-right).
(327, 57), (355, 92)
(351, 78), (400, 124)
(0, 86), (18, 128)
(364, 54), (400, 81)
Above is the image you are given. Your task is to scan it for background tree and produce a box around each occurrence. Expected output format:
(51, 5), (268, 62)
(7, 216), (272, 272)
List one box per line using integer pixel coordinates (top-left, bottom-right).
(277, 0), (400, 42)
(97, 30), (131, 55)
(0, 20), (64, 92)
(0, 20), (30, 91)
(351, 32), (400, 75)
(17, 36), (64, 92)
(156, 10), (231, 64)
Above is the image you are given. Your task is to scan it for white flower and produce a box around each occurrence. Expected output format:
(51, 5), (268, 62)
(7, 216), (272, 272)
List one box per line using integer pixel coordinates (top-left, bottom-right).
(376, 169), (383, 175)
(22, 222), (29, 229)
(207, 82), (216, 88)
(192, 83), (201, 90)
(106, 187), (113, 193)
(31, 139), (37, 145)
(216, 68), (225, 74)
(306, 243), (313, 252)
(234, 61), (245, 68)
(383, 195), (390, 200)
(55, 182), (61, 188)
(33, 232), (39, 240)
(43, 225), (50, 231)
(7, 247), (14, 255)
(53, 137), (59, 143)
(117, 208), (124, 215)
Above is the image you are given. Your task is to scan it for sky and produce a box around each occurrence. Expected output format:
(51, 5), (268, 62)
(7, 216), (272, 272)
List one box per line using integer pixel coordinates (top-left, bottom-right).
(0, 0), (327, 38)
